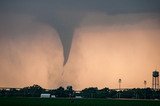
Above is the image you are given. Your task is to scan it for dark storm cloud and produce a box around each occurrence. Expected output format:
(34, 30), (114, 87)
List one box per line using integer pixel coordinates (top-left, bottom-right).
(0, 0), (160, 65)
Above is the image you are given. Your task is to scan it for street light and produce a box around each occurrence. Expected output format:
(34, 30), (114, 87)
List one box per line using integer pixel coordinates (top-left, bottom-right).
(118, 79), (122, 90)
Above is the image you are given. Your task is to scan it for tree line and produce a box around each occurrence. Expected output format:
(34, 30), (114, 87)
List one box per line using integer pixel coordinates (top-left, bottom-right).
(0, 84), (160, 99)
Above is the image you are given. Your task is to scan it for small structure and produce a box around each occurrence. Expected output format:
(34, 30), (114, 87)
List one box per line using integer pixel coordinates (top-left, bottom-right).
(152, 70), (159, 90)
(51, 95), (56, 98)
(40, 93), (51, 98)
(75, 96), (82, 99)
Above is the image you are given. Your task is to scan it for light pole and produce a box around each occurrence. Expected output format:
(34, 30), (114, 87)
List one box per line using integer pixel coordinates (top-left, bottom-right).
(144, 80), (147, 88)
(118, 79), (122, 98)
(118, 79), (122, 90)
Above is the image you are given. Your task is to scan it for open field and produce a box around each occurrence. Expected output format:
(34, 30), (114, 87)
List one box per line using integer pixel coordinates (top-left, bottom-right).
(0, 98), (160, 106)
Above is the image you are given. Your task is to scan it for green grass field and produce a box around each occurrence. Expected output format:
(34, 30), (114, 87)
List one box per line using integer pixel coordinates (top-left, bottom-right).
(0, 98), (160, 106)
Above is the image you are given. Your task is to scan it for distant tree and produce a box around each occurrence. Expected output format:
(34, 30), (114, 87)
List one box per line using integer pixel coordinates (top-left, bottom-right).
(66, 86), (74, 97)
(8, 88), (19, 97)
(154, 90), (160, 99)
(0, 89), (8, 97)
(143, 88), (153, 99)
(120, 89), (134, 98)
(1, 85), (160, 99)
(20, 84), (44, 97)
(108, 90), (117, 98)
(55, 86), (66, 97)
(47, 89), (56, 95)
(81, 87), (98, 98)
(97, 87), (110, 98)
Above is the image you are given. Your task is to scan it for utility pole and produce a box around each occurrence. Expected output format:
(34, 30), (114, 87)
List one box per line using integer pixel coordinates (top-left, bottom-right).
(144, 80), (147, 88)
(118, 79), (122, 98)
(118, 79), (122, 90)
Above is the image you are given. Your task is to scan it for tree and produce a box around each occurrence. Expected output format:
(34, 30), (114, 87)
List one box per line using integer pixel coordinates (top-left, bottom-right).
(108, 90), (117, 98)
(81, 87), (98, 98)
(66, 86), (74, 97)
(20, 84), (44, 97)
(97, 87), (110, 98)
(55, 86), (66, 97)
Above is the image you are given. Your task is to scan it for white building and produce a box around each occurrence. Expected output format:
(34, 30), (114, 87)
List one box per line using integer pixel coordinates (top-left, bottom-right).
(75, 96), (82, 98)
(40, 93), (51, 98)
(51, 95), (56, 98)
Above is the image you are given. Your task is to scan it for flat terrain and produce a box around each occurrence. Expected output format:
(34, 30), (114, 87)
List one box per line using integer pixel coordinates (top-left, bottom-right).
(0, 97), (160, 106)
